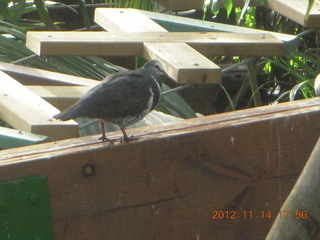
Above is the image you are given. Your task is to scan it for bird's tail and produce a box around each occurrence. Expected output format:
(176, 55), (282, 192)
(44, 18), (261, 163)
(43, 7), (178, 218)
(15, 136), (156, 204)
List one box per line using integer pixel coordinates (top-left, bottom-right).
(53, 104), (80, 121)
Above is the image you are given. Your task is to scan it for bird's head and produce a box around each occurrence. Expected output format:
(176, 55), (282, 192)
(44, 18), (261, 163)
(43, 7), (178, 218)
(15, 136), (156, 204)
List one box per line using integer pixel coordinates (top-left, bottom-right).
(144, 59), (168, 78)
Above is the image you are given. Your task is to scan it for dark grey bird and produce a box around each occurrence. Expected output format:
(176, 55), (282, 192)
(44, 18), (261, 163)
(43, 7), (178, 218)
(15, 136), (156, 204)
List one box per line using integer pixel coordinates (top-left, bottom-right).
(53, 60), (167, 142)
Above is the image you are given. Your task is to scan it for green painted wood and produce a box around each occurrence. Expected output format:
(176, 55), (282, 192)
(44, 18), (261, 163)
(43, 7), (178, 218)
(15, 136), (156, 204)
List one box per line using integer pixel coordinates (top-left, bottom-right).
(0, 126), (48, 150)
(0, 175), (54, 240)
(140, 10), (298, 52)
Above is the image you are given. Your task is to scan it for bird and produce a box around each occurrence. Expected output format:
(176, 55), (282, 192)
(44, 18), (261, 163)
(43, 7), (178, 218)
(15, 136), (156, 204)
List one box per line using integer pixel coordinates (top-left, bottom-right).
(53, 59), (168, 142)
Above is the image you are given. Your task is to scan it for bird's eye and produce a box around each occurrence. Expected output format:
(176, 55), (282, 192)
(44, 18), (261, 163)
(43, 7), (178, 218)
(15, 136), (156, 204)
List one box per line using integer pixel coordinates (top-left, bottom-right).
(155, 64), (162, 71)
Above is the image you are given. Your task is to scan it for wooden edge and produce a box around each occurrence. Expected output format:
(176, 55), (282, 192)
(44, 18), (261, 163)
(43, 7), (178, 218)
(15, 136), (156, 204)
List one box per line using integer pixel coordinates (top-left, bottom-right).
(94, 8), (168, 33)
(26, 31), (143, 56)
(315, 74), (320, 96)
(0, 97), (319, 240)
(0, 70), (78, 141)
(26, 85), (90, 110)
(143, 42), (221, 83)
(26, 31), (284, 57)
(1, 97), (319, 161)
(268, 0), (320, 28)
(0, 62), (99, 87)
(307, 1), (320, 28)
(140, 10), (298, 45)
(266, 136), (320, 239)
(0, 126), (48, 150)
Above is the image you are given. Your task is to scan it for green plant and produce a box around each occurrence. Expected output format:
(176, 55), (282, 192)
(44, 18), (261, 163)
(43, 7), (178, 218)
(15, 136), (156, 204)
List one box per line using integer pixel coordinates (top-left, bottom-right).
(203, 0), (319, 111)
(104, 0), (159, 11)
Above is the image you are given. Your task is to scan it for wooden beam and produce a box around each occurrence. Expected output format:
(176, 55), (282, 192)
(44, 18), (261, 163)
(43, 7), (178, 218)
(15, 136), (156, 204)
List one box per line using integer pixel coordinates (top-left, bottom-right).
(26, 31), (283, 57)
(141, 10), (298, 46)
(94, 8), (168, 33)
(0, 98), (319, 239)
(26, 85), (90, 110)
(95, 8), (222, 84)
(0, 62), (99, 87)
(268, 0), (320, 27)
(266, 136), (320, 239)
(143, 42), (221, 83)
(0, 71), (78, 141)
(0, 126), (48, 150)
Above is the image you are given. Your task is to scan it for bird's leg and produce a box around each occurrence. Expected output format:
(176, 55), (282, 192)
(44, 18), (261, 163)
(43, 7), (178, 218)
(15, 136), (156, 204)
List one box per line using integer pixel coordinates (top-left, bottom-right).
(98, 121), (114, 143)
(121, 128), (138, 142)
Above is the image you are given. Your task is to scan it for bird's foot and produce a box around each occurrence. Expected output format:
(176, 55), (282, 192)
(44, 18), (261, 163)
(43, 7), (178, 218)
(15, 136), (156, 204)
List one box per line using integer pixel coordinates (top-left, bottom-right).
(98, 135), (115, 143)
(120, 134), (138, 142)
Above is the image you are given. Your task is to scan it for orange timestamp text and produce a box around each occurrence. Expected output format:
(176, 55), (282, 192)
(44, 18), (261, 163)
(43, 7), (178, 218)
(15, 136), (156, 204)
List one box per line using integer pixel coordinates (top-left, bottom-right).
(212, 210), (308, 220)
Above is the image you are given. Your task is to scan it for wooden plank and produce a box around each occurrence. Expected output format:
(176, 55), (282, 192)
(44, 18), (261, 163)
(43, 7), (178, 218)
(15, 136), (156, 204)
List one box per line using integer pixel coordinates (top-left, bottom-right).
(141, 10), (298, 46)
(0, 126), (48, 150)
(0, 70), (78, 141)
(268, 0), (320, 27)
(26, 31), (143, 56)
(0, 62), (99, 87)
(0, 98), (319, 239)
(143, 42), (221, 83)
(26, 85), (90, 110)
(94, 7), (221, 84)
(26, 32), (284, 57)
(95, 8), (168, 33)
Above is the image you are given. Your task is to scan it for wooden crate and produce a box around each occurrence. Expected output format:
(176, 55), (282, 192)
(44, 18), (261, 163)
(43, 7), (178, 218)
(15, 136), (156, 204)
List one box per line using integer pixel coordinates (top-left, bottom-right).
(0, 98), (319, 239)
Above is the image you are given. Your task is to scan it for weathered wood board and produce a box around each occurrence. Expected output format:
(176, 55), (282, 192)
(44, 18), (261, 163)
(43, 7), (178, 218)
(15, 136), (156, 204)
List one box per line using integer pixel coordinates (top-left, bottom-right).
(0, 70), (78, 141)
(95, 7), (221, 84)
(0, 98), (319, 240)
(268, 0), (320, 28)
(25, 8), (287, 84)
(26, 86), (90, 110)
(0, 61), (99, 87)
(156, 0), (320, 28)
(26, 31), (283, 57)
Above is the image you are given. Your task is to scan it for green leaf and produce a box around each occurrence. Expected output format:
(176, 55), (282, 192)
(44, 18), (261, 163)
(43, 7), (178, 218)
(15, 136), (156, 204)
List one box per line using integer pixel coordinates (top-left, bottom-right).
(0, 26), (26, 41)
(305, 0), (314, 21)
(0, 0), (11, 21)
(289, 80), (309, 101)
(220, 83), (236, 111)
(157, 84), (197, 118)
(77, 0), (91, 31)
(211, 0), (220, 15)
(222, 0), (233, 18)
(272, 91), (290, 105)
(237, 0), (251, 25)
(257, 0), (268, 6)
(11, 0), (26, 23)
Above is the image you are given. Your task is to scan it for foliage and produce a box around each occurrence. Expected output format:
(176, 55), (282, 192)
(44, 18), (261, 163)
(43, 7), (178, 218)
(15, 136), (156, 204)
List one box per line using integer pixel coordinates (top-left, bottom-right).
(104, 0), (159, 11)
(203, 0), (319, 111)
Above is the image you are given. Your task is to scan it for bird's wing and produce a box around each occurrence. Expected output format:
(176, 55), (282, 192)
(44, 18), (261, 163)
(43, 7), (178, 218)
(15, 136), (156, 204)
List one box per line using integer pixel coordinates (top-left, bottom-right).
(78, 71), (152, 119)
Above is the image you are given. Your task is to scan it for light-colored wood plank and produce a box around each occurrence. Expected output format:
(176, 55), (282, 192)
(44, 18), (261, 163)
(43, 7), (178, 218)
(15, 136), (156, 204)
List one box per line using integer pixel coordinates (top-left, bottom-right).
(143, 42), (221, 83)
(268, 0), (320, 27)
(26, 31), (284, 56)
(0, 98), (319, 239)
(0, 62), (99, 87)
(95, 8), (167, 33)
(94, 7), (221, 84)
(26, 85), (91, 110)
(0, 70), (78, 141)
(26, 31), (143, 56)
